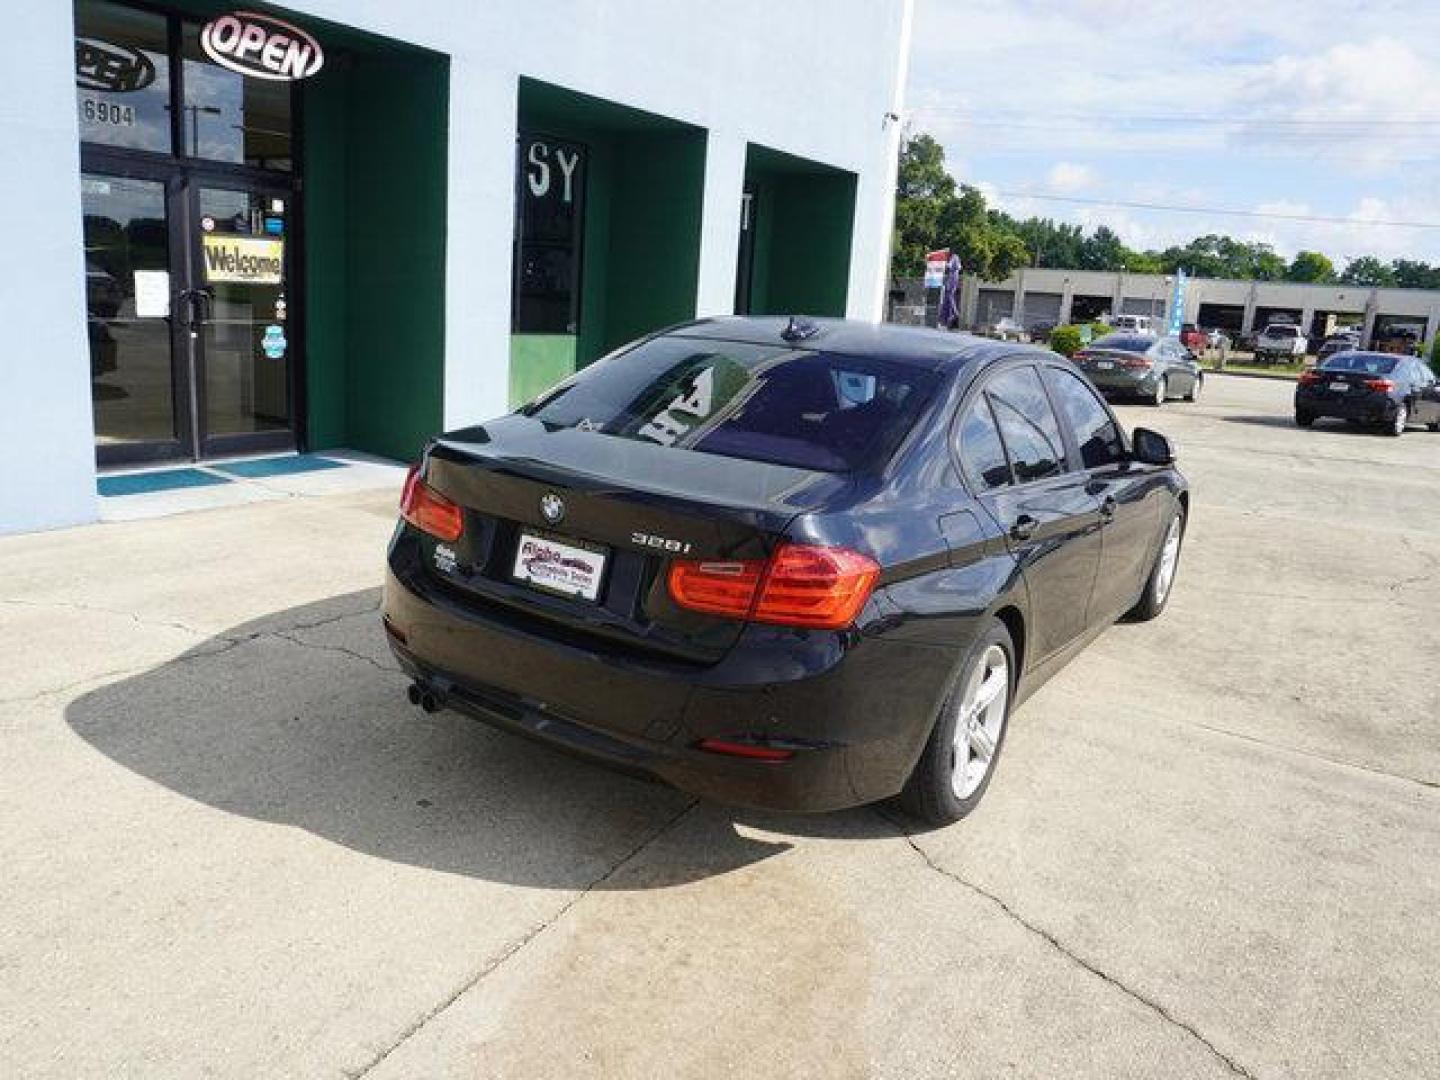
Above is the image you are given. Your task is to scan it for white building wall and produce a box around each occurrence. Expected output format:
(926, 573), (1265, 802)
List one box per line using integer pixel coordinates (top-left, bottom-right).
(291, 0), (912, 426)
(0, 3), (98, 535)
(5, 0), (912, 532)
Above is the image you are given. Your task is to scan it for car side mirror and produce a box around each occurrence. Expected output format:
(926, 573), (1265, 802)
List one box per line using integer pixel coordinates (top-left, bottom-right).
(1132, 427), (1175, 466)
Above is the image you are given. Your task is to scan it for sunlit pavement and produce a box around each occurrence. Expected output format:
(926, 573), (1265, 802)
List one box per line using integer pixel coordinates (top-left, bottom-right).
(2, 373), (1437, 1079)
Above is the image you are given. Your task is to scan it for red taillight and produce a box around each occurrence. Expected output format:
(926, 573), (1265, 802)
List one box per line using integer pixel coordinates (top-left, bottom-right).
(667, 543), (880, 630)
(399, 465), (464, 542)
(1365, 378), (1395, 392)
(1073, 351), (1091, 362)
(696, 738), (795, 762)
(1119, 354), (1152, 370)
(1298, 371), (1323, 385)
(667, 558), (766, 619)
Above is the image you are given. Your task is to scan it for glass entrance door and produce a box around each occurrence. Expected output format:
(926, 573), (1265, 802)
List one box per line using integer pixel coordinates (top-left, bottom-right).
(191, 182), (295, 456)
(77, 0), (301, 467)
(84, 169), (187, 462)
(83, 166), (297, 465)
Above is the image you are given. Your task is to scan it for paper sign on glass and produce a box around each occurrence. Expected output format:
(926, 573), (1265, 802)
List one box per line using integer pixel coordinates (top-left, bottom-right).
(201, 235), (284, 285)
(133, 270), (170, 318)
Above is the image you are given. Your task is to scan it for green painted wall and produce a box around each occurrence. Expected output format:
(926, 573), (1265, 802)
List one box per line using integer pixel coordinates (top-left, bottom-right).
(302, 50), (449, 462)
(764, 172), (855, 316)
(301, 60), (349, 450)
(602, 131), (706, 352)
(508, 335), (577, 406)
(743, 148), (858, 319)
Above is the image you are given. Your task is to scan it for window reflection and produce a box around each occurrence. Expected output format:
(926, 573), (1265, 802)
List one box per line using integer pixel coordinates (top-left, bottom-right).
(74, 0), (171, 154)
(83, 174), (177, 446)
(181, 25), (293, 169)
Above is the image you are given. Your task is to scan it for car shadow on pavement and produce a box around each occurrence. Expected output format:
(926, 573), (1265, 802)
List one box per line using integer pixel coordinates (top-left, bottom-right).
(64, 589), (902, 890)
(1221, 414), (1376, 435)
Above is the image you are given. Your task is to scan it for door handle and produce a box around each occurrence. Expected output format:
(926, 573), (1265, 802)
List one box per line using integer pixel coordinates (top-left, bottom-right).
(1099, 496), (1118, 521)
(1010, 514), (1038, 542)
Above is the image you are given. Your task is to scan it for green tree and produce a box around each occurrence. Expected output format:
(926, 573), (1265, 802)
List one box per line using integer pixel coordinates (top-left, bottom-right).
(890, 134), (956, 280)
(1285, 250), (1337, 283)
(1390, 259), (1440, 289)
(1340, 256), (1397, 287)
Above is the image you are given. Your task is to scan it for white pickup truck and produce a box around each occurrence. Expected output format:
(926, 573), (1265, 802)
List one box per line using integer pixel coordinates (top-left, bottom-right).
(1254, 323), (1308, 365)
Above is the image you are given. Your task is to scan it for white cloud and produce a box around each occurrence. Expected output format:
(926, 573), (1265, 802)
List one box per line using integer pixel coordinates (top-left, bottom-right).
(1046, 162), (1096, 193)
(906, 0), (1440, 263)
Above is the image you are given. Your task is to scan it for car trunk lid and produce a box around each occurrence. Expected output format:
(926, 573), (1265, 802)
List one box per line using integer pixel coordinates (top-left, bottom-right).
(418, 415), (850, 666)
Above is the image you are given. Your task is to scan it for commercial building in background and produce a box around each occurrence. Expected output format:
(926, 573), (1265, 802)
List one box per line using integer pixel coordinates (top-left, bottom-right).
(962, 267), (1440, 344)
(2, 1), (914, 535)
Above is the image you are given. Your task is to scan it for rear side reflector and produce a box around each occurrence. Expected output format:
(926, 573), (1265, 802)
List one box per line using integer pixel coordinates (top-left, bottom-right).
(696, 738), (795, 762)
(668, 543), (880, 630)
(400, 465), (464, 542)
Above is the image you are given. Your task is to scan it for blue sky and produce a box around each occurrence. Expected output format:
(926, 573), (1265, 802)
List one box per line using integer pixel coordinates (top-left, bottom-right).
(905, 0), (1440, 266)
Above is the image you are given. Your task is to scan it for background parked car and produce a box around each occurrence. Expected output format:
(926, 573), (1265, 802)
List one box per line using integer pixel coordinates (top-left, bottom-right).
(989, 316), (1027, 342)
(1179, 323), (1207, 353)
(1295, 351), (1440, 435)
(1111, 314), (1153, 334)
(1073, 333), (1203, 406)
(1316, 331), (1363, 365)
(1254, 323), (1309, 365)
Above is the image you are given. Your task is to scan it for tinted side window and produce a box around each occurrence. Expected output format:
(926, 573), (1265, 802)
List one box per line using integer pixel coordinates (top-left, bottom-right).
(986, 367), (1066, 483)
(1045, 368), (1125, 469)
(958, 396), (1012, 491)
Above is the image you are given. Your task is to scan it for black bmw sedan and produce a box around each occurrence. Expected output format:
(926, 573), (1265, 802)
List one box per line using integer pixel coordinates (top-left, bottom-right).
(383, 318), (1189, 825)
(1295, 351), (1440, 435)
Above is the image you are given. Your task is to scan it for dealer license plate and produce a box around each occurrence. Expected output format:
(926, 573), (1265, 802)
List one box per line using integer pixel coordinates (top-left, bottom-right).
(512, 531), (607, 602)
(1096, 360), (1115, 370)
(1329, 381), (1350, 392)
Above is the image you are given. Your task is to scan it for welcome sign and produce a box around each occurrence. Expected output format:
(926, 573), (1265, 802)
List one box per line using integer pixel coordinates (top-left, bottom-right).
(202, 235), (284, 285)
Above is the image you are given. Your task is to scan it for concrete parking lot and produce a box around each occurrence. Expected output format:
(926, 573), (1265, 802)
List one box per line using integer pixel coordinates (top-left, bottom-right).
(2, 373), (1437, 1079)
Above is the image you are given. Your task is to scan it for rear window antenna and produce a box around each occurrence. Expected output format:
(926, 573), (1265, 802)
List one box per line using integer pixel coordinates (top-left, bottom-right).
(781, 315), (820, 343)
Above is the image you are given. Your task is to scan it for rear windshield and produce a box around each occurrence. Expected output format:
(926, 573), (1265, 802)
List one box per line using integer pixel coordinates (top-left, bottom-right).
(1091, 334), (1155, 352)
(1321, 353), (1398, 374)
(522, 336), (941, 473)
(1264, 325), (1298, 337)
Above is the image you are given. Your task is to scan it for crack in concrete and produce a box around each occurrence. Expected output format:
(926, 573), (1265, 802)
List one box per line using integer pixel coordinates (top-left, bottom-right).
(1186, 720), (1438, 791)
(0, 596), (216, 639)
(271, 629), (394, 674)
(876, 808), (1259, 1080)
(343, 798), (700, 1080)
(0, 598), (385, 708)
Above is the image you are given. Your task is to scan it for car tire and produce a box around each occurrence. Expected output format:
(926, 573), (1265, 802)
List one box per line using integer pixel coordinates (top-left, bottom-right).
(1184, 375), (1202, 402)
(899, 619), (1015, 827)
(1126, 504), (1186, 622)
(1428, 422), (1440, 432)
(1151, 378), (1167, 407)
(1295, 410), (1315, 427)
(1387, 403), (1408, 437)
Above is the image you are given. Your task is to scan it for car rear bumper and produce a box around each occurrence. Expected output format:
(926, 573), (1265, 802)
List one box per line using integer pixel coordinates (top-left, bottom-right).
(1295, 388), (1396, 422)
(1084, 368), (1161, 395)
(382, 537), (953, 813)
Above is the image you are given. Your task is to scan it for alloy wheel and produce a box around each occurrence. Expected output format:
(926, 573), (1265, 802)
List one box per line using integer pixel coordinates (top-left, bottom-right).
(1154, 513), (1183, 605)
(951, 645), (1009, 799)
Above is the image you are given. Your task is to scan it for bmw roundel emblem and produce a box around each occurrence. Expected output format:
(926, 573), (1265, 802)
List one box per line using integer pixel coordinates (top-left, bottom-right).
(540, 492), (565, 525)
